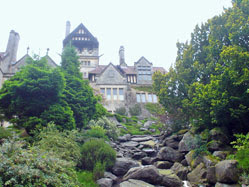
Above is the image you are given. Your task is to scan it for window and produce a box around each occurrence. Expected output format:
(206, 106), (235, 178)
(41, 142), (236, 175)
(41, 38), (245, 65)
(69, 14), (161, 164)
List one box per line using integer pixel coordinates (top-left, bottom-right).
(119, 88), (124, 100)
(88, 61), (90, 66)
(141, 93), (146, 102)
(100, 88), (105, 95)
(148, 94), (153, 102)
(136, 94), (141, 103)
(107, 88), (111, 100)
(153, 94), (158, 103)
(113, 88), (117, 100)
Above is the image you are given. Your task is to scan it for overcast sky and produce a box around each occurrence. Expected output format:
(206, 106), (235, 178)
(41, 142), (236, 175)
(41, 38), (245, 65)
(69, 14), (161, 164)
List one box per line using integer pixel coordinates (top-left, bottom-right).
(0, 0), (232, 70)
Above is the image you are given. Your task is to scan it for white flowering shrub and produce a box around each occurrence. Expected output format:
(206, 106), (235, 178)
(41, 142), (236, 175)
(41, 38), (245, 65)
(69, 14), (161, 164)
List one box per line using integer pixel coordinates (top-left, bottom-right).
(0, 136), (80, 187)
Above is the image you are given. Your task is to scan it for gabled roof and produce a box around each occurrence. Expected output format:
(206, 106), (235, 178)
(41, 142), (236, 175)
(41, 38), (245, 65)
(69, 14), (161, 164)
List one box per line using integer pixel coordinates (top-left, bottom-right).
(135, 56), (153, 66)
(63, 23), (99, 49)
(43, 55), (57, 68)
(89, 65), (106, 74)
(12, 54), (31, 66)
(117, 65), (137, 75)
(98, 63), (125, 78)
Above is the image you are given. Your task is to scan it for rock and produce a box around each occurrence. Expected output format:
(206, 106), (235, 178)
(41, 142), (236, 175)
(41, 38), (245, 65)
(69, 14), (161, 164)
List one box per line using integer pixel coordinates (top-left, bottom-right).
(215, 182), (240, 187)
(207, 166), (217, 184)
(215, 160), (239, 184)
(185, 151), (202, 168)
(158, 169), (183, 187)
(112, 158), (140, 176)
(132, 152), (146, 160)
(118, 134), (131, 142)
(143, 121), (153, 129)
(140, 127), (148, 131)
(141, 157), (152, 165)
(213, 151), (228, 160)
(163, 134), (181, 149)
(154, 161), (173, 169)
(120, 179), (155, 187)
(178, 132), (195, 153)
(208, 140), (223, 152)
(140, 140), (156, 148)
(123, 165), (162, 185)
(181, 159), (188, 166)
(121, 141), (139, 147)
(142, 148), (156, 156)
(187, 163), (207, 183)
(171, 162), (189, 180)
(210, 128), (229, 144)
(202, 155), (218, 168)
(157, 146), (184, 162)
(131, 136), (153, 142)
(97, 178), (113, 187)
(104, 172), (118, 181)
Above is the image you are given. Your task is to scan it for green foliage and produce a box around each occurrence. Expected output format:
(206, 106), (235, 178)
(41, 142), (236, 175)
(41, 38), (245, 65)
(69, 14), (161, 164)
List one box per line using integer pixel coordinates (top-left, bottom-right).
(153, 1), (249, 136)
(115, 106), (127, 116)
(129, 104), (142, 116)
(0, 136), (79, 187)
(88, 116), (119, 140)
(145, 103), (165, 115)
(115, 113), (125, 122)
(131, 85), (153, 92)
(35, 123), (81, 163)
(84, 125), (108, 140)
(93, 162), (105, 181)
(77, 171), (98, 187)
(80, 139), (116, 171)
(231, 133), (249, 173)
(0, 127), (11, 140)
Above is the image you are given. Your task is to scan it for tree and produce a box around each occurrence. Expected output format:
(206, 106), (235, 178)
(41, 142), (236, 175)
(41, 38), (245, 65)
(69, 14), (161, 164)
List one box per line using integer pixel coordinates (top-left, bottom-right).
(0, 57), (75, 132)
(153, 0), (249, 135)
(61, 46), (99, 129)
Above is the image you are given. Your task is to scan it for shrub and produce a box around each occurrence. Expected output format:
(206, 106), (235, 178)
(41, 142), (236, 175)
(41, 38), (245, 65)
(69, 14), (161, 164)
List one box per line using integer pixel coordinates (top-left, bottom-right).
(77, 171), (98, 187)
(93, 162), (105, 181)
(35, 123), (81, 163)
(88, 116), (119, 140)
(0, 127), (11, 141)
(129, 104), (142, 116)
(115, 114), (124, 122)
(115, 107), (127, 116)
(0, 136), (79, 187)
(84, 125), (108, 140)
(80, 139), (116, 171)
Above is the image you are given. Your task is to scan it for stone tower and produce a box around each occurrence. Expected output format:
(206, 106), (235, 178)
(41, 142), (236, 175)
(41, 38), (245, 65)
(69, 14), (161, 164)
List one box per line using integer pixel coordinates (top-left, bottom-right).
(2, 30), (20, 72)
(63, 22), (99, 79)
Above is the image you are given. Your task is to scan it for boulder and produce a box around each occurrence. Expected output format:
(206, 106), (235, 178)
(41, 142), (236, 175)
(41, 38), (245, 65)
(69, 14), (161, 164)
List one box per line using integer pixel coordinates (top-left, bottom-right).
(207, 140), (224, 152)
(210, 128), (229, 144)
(121, 141), (139, 147)
(163, 134), (181, 149)
(158, 169), (183, 187)
(140, 140), (156, 148)
(215, 182), (240, 187)
(207, 166), (217, 184)
(215, 160), (239, 184)
(142, 148), (156, 157)
(123, 165), (162, 185)
(131, 136), (152, 142)
(97, 178), (113, 187)
(171, 162), (189, 180)
(112, 157), (139, 176)
(213, 151), (228, 160)
(141, 157), (152, 165)
(120, 179), (155, 187)
(178, 132), (195, 153)
(157, 146), (184, 162)
(143, 121), (154, 129)
(154, 161), (173, 169)
(187, 163), (207, 183)
(185, 151), (202, 168)
(202, 155), (218, 168)
(132, 152), (146, 160)
(104, 172), (118, 181)
(118, 134), (131, 142)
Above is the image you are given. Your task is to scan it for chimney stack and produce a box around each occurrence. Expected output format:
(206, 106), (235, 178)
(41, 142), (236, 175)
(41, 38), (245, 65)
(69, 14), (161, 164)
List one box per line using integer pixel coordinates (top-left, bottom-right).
(119, 46), (127, 66)
(6, 30), (20, 63)
(65, 21), (71, 37)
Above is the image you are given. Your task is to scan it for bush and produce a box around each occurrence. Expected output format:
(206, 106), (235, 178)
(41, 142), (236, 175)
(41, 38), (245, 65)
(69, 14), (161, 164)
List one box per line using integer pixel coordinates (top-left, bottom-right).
(0, 127), (11, 141)
(80, 139), (116, 171)
(84, 125), (108, 140)
(0, 136), (79, 187)
(129, 104), (142, 116)
(35, 123), (81, 163)
(115, 107), (127, 116)
(93, 162), (105, 181)
(88, 116), (119, 140)
(77, 171), (98, 187)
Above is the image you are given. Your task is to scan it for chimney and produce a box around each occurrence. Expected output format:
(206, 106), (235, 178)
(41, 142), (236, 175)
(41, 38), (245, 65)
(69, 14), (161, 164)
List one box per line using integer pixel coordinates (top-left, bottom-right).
(6, 30), (20, 63)
(119, 46), (127, 66)
(65, 21), (71, 37)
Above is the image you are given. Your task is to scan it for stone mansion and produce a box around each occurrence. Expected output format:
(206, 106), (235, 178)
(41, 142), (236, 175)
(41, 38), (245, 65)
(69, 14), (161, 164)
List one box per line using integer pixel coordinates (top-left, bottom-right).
(0, 22), (166, 113)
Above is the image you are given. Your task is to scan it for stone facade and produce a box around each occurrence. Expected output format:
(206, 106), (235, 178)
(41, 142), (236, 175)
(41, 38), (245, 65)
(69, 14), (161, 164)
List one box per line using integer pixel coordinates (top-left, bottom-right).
(0, 31), (57, 89)
(64, 22), (167, 112)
